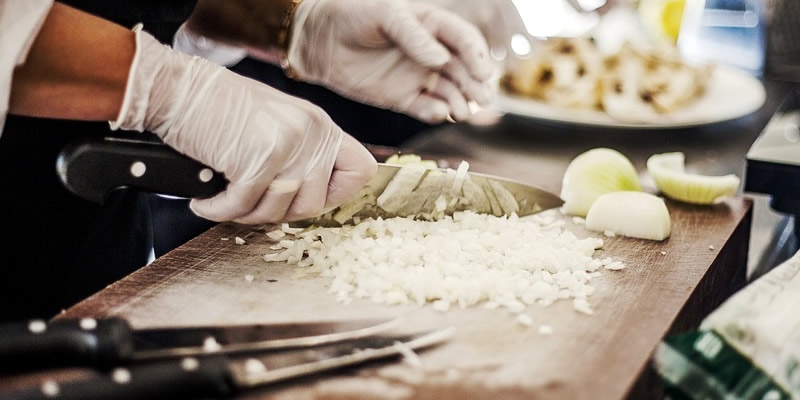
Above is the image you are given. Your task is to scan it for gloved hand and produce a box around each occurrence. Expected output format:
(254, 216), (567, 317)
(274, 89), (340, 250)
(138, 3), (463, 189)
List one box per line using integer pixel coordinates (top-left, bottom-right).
(285, 0), (495, 123)
(112, 26), (377, 224)
(410, 0), (531, 64)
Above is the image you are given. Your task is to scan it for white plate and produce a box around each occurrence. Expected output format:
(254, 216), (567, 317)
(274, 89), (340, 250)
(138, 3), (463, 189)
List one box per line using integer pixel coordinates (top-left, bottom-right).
(492, 64), (766, 129)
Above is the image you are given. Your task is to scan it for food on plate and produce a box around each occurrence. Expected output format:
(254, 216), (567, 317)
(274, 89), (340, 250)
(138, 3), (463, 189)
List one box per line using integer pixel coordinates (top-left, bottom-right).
(601, 43), (713, 122)
(501, 37), (604, 110)
(501, 38), (713, 122)
(560, 147), (642, 217)
(585, 191), (672, 241)
(647, 152), (740, 204)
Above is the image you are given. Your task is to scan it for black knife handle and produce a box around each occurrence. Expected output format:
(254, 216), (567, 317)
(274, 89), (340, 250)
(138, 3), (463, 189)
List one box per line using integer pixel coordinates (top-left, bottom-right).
(0, 317), (135, 372)
(56, 139), (228, 204)
(5, 356), (235, 400)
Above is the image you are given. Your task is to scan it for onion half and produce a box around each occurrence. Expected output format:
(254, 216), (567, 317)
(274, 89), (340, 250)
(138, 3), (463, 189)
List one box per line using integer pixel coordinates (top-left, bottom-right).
(585, 191), (671, 241)
(561, 148), (643, 217)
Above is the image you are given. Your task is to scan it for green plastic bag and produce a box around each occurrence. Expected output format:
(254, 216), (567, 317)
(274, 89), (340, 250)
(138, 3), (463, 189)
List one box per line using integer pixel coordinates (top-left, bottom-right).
(655, 250), (800, 399)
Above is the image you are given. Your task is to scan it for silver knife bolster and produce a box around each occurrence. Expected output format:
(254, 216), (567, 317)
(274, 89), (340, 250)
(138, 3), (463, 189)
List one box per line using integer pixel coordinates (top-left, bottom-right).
(0, 317), (135, 372)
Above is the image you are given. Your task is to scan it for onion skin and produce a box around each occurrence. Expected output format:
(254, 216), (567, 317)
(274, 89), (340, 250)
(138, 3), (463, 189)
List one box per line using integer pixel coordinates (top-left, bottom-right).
(585, 191), (671, 241)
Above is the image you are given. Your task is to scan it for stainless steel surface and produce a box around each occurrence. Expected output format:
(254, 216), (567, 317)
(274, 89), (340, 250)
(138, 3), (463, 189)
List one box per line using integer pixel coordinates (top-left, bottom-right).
(306, 162), (563, 226)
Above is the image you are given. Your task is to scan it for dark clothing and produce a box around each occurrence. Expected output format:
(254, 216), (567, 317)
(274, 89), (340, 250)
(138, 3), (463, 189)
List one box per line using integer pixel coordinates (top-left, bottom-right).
(0, 118), (153, 320)
(0, 2), (197, 321)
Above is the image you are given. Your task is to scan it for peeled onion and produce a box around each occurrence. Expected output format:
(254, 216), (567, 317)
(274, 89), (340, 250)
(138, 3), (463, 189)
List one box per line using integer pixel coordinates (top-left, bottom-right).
(561, 148), (642, 217)
(585, 191), (671, 241)
(647, 152), (740, 205)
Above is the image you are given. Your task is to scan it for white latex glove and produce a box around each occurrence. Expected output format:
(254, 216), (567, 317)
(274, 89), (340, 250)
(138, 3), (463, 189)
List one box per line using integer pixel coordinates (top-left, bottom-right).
(112, 26), (377, 224)
(410, 0), (531, 64)
(286, 0), (495, 123)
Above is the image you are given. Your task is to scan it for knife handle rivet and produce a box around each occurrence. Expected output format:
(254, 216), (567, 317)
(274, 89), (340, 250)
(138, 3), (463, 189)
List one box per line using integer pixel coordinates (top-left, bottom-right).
(202, 335), (222, 352)
(28, 320), (47, 334)
(130, 161), (147, 178)
(79, 318), (97, 330)
(198, 168), (214, 183)
(112, 367), (132, 384)
(40, 379), (60, 397)
(181, 357), (200, 371)
(243, 358), (268, 374)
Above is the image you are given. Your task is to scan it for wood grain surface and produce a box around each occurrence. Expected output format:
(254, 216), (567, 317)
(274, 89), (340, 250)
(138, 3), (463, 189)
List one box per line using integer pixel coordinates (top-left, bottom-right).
(56, 193), (751, 400)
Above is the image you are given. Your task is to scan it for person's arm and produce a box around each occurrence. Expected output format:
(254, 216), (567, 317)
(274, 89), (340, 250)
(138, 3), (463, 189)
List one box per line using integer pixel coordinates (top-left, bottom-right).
(7, 1), (377, 225)
(177, 0), (495, 123)
(9, 2), (135, 121)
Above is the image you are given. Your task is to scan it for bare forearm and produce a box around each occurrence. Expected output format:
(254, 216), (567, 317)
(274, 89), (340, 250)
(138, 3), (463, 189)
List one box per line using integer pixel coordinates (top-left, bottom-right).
(9, 2), (135, 121)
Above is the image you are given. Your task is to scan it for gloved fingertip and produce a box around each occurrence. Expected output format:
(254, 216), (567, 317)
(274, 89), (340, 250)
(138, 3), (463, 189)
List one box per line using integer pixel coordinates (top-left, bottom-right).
(188, 199), (217, 222)
(471, 52), (496, 82)
(418, 103), (450, 123)
(418, 45), (451, 69)
(474, 81), (496, 106)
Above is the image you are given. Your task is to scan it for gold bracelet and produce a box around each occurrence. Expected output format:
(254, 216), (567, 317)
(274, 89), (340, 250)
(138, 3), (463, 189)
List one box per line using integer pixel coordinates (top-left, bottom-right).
(277, 0), (302, 55)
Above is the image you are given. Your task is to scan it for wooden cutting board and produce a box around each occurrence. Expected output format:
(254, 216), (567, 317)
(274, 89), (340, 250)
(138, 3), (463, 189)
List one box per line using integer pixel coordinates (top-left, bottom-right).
(61, 192), (751, 399)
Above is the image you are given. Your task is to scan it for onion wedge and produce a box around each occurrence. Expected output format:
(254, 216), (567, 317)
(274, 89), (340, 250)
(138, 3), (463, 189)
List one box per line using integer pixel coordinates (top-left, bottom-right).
(561, 148), (642, 217)
(585, 191), (671, 241)
(647, 152), (740, 205)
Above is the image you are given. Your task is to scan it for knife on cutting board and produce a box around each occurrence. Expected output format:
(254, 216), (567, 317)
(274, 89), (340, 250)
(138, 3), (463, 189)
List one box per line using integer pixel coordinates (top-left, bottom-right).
(0, 316), (399, 372)
(57, 138), (563, 219)
(4, 328), (453, 400)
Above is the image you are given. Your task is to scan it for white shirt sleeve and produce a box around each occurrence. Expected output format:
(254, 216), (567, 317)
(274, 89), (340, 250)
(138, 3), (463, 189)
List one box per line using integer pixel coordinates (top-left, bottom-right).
(0, 0), (54, 134)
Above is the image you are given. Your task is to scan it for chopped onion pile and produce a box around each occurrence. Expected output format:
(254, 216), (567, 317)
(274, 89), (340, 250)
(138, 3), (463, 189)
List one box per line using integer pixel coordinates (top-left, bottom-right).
(264, 210), (626, 314)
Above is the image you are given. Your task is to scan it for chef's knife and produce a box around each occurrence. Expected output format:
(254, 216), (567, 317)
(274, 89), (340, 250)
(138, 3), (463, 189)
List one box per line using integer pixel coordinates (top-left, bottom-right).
(57, 138), (563, 218)
(6, 328), (453, 400)
(0, 316), (399, 373)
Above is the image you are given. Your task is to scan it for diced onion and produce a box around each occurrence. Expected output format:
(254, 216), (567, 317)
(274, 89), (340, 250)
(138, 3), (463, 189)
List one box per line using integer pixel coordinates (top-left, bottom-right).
(263, 210), (626, 314)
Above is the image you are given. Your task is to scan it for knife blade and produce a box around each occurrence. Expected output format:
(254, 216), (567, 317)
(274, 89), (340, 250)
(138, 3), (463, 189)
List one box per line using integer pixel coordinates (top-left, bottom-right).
(0, 316), (399, 372)
(57, 138), (563, 220)
(311, 162), (564, 226)
(5, 328), (453, 400)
